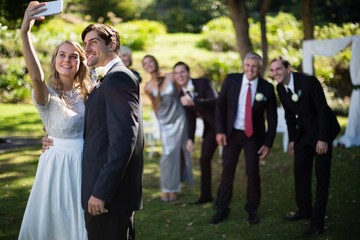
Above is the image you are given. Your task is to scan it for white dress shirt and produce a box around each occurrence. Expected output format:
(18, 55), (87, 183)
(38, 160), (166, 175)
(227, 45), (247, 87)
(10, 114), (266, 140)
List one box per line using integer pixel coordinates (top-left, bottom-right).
(104, 58), (122, 75)
(284, 73), (295, 93)
(233, 75), (258, 130)
(183, 79), (195, 98)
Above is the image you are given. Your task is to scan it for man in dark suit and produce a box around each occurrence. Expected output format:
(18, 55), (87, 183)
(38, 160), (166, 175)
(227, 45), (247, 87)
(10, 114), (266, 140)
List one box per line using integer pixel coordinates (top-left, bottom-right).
(209, 52), (277, 225)
(270, 57), (340, 238)
(173, 61), (218, 204)
(81, 23), (144, 240)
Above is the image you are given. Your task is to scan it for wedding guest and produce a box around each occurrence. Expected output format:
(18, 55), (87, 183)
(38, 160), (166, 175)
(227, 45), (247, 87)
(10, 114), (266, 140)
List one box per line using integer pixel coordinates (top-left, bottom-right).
(18, 2), (92, 239)
(270, 57), (340, 238)
(210, 52), (277, 225)
(142, 55), (193, 202)
(173, 61), (218, 204)
(119, 46), (142, 83)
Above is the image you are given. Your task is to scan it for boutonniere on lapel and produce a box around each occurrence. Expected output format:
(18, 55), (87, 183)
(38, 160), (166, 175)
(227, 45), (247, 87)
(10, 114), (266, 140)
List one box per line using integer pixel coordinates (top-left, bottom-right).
(291, 90), (302, 102)
(255, 92), (267, 102)
(188, 85), (195, 93)
(94, 67), (106, 88)
(186, 85), (197, 98)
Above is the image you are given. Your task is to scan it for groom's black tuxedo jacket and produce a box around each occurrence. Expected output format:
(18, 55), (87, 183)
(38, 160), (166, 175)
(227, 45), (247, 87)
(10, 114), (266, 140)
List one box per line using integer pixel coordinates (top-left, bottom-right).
(180, 78), (218, 141)
(215, 73), (277, 148)
(276, 72), (340, 145)
(82, 61), (144, 213)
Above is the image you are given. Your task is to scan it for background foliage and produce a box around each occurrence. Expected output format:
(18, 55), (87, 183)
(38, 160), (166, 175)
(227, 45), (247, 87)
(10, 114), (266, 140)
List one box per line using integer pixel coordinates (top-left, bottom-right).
(1, 0), (359, 30)
(0, 11), (359, 111)
(0, 1), (359, 114)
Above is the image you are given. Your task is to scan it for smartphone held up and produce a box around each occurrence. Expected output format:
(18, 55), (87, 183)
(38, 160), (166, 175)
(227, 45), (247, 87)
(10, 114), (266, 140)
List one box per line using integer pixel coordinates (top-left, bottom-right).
(34, 1), (63, 18)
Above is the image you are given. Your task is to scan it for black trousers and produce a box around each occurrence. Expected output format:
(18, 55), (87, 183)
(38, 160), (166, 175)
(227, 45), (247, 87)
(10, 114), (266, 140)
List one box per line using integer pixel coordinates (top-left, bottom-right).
(294, 141), (332, 229)
(199, 128), (218, 199)
(215, 129), (260, 213)
(84, 211), (135, 240)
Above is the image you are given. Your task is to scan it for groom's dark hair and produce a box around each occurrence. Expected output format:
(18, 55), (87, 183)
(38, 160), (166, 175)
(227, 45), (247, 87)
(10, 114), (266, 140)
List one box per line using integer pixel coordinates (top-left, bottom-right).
(81, 23), (120, 52)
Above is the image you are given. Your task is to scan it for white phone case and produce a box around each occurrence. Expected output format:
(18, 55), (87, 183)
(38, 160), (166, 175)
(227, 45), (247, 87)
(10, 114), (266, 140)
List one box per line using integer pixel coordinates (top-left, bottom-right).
(34, 1), (63, 17)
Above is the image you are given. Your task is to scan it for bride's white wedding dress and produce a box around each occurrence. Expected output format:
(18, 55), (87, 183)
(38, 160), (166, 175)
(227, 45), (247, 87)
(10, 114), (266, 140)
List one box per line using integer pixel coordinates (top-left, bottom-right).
(18, 86), (87, 240)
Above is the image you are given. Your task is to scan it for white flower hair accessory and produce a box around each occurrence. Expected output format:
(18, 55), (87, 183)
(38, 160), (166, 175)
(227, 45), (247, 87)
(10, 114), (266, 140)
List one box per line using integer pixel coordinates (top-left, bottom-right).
(291, 90), (302, 102)
(255, 92), (266, 102)
(95, 67), (106, 80)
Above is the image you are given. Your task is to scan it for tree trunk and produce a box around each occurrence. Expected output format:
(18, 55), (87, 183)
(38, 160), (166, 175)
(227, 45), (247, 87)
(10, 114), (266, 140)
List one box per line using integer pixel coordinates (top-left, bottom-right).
(301, 0), (314, 72)
(226, 0), (252, 61)
(302, 0), (314, 40)
(259, 0), (273, 75)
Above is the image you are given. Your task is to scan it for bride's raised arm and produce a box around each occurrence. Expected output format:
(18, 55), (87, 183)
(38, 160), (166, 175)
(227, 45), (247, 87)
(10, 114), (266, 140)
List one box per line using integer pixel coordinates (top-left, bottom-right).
(20, 1), (48, 105)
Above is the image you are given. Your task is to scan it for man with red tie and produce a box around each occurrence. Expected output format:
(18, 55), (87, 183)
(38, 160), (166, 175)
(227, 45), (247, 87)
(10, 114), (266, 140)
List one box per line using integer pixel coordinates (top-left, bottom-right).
(209, 52), (277, 225)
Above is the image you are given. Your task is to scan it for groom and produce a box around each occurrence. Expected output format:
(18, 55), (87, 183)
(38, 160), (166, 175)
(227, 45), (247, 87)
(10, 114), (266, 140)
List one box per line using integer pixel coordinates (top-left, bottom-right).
(81, 24), (144, 240)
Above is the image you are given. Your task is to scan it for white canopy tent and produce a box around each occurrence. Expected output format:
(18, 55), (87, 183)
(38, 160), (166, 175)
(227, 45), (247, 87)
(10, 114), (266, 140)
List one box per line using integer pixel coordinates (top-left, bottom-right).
(302, 35), (360, 148)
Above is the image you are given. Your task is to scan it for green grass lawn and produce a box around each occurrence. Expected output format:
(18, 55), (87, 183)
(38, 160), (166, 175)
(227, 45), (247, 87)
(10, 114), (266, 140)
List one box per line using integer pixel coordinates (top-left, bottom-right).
(0, 104), (43, 137)
(1, 103), (359, 240)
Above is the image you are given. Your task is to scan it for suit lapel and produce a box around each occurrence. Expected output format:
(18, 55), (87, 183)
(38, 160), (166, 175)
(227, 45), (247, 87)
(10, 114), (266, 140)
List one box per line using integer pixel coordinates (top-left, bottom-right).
(292, 74), (301, 112)
(83, 86), (98, 138)
(235, 75), (243, 103)
(84, 60), (124, 137)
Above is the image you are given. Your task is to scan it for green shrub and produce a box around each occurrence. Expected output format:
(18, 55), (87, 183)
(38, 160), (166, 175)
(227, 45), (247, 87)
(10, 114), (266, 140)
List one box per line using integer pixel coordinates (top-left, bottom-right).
(198, 12), (304, 58)
(200, 52), (242, 90)
(315, 22), (360, 39)
(0, 58), (31, 103)
(312, 22), (360, 98)
(0, 24), (22, 58)
(264, 12), (304, 65)
(141, 0), (227, 33)
(34, 18), (87, 56)
(197, 17), (237, 52)
(116, 20), (167, 51)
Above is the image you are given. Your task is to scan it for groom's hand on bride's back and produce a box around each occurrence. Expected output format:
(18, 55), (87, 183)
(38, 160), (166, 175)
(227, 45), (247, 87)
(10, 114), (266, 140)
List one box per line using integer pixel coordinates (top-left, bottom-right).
(41, 135), (54, 152)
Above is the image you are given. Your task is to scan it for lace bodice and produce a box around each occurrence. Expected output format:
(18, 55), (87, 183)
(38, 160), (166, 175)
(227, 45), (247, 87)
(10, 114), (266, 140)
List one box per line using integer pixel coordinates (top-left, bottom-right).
(32, 86), (85, 139)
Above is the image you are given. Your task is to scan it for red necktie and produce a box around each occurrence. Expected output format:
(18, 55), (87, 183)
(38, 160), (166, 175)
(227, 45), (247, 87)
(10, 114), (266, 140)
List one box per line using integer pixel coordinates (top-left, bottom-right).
(245, 83), (253, 137)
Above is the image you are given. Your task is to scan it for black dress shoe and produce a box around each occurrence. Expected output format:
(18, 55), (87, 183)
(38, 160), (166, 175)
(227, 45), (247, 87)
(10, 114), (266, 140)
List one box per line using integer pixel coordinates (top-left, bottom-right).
(302, 227), (323, 238)
(285, 211), (310, 221)
(208, 209), (230, 224)
(193, 197), (213, 205)
(247, 211), (259, 225)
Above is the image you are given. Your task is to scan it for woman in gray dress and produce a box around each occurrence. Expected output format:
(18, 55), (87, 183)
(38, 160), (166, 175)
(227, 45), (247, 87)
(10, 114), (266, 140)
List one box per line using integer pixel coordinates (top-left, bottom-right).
(143, 55), (193, 202)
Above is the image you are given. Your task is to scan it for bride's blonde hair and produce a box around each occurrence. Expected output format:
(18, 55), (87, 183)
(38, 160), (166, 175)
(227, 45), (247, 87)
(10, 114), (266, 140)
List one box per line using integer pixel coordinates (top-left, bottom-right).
(48, 40), (92, 102)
